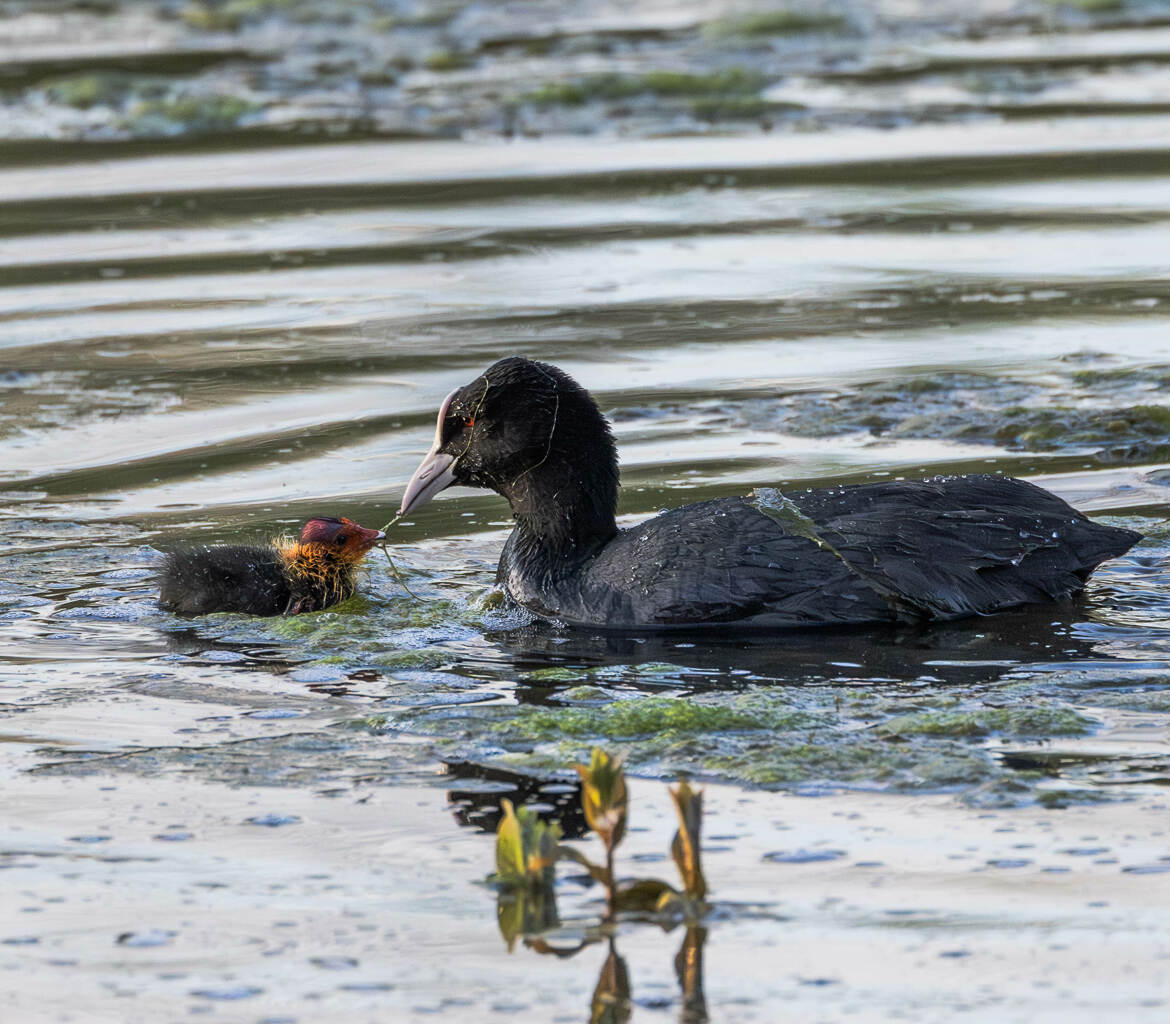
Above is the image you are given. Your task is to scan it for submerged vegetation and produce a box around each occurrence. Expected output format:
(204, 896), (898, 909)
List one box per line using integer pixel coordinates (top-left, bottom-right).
(180, 0), (306, 31)
(5, 0), (1158, 145)
(492, 696), (827, 740)
(717, 363), (1170, 462)
(336, 673), (1141, 806)
(523, 68), (769, 108)
(124, 95), (258, 135)
(702, 9), (849, 37)
(38, 72), (159, 109)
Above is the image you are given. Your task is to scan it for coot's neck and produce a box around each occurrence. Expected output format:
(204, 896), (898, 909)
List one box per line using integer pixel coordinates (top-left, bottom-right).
(497, 429), (619, 570)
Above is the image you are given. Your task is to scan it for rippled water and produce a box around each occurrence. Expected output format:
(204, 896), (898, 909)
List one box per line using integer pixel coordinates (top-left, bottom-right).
(6, 119), (1170, 801)
(4, 2), (1170, 1020)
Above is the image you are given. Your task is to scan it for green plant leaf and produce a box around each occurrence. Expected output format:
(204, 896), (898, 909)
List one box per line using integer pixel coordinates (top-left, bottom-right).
(557, 843), (610, 885)
(613, 878), (677, 913)
(495, 798), (525, 882)
(669, 780), (707, 900)
(575, 747), (628, 850)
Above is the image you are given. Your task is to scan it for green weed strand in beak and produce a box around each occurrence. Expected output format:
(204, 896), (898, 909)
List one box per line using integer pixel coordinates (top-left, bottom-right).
(378, 514), (420, 600)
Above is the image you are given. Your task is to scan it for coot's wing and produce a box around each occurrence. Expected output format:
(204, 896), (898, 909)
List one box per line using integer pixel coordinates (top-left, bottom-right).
(579, 498), (899, 628)
(783, 475), (1141, 620)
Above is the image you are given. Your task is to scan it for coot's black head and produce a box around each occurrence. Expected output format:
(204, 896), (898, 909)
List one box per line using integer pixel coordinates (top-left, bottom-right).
(398, 358), (619, 548)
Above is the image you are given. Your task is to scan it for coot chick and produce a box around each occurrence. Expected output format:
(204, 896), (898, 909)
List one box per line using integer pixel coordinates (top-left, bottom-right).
(159, 517), (385, 617)
(398, 358), (1141, 630)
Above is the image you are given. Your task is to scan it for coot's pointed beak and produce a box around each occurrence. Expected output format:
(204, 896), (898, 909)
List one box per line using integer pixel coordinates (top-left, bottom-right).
(399, 450), (456, 516)
(398, 390), (459, 517)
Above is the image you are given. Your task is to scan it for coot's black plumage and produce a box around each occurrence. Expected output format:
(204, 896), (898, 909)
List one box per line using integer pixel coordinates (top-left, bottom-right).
(398, 358), (1141, 630)
(159, 516), (384, 617)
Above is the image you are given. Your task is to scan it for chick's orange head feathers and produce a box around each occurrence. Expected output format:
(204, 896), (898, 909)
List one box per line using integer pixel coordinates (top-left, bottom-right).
(297, 516), (385, 561)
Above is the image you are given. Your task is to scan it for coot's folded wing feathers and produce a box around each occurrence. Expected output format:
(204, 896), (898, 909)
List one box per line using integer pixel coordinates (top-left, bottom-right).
(580, 477), (1139, 628)
(786, 475), (1141, 620)
(582, 498), (897, 628)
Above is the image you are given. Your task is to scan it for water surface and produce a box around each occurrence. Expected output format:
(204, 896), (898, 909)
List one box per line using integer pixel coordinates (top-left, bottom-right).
(3, 2), (1170, 1020)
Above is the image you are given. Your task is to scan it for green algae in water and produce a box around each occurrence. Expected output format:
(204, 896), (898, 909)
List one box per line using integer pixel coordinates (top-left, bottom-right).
(995, 404), (1170, 450)
(1044, 0), (1123, 11)
(38, 73), (164, 109)
(751, 369), (1170, 457)
(390, 679), (1136, 802)
(1071, 366), (1170, 388)
(265, 600), (369, 637)
(523, 666), (594, 683)
(558, 685), (619, 705)
(703, 736), (995, 788)
(877, 706), (1098, 739)
(1084, 691), (1170, 713)
(368, 648), (454, 670)
(630, 69), (768, 97)
(524, 82), (589, 106)
(425, 50), (474, 72)
(181, 0), (305, 31)
(1035, 786), (1116, 808)
(123, 95), (258, 136)
(703, 10), (847, 37)
(522, 662), (690, 685)
(498, 696), (826, 740)
(388, 598), (468, 627)
(523, 68), (768, 107)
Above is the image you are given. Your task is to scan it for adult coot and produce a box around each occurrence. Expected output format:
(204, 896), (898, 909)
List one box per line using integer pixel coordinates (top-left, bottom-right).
(398, 358), (1140, 629)
(159, 516), (384, 616)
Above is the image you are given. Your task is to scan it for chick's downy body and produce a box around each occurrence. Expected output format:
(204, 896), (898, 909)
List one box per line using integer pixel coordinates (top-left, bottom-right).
(159, 517), (384, 617)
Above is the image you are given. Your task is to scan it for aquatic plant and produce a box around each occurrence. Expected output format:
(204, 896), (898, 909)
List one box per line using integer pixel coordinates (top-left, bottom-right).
(494, 797), (563, 889)
(492, 747), (709, 933)
(494, 799), (564, 950)
(668, 780), (706, 902)
(575, 747), (628, 900)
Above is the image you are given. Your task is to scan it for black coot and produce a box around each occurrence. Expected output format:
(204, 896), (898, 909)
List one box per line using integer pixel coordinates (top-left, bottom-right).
(398, 358), (1140, 629)
(159, 516), (384, 616)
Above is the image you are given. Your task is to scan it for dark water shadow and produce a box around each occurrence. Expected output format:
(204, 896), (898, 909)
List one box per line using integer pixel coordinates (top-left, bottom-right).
(444, 759), (588, 838)
(487, 600), (1106, 692)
